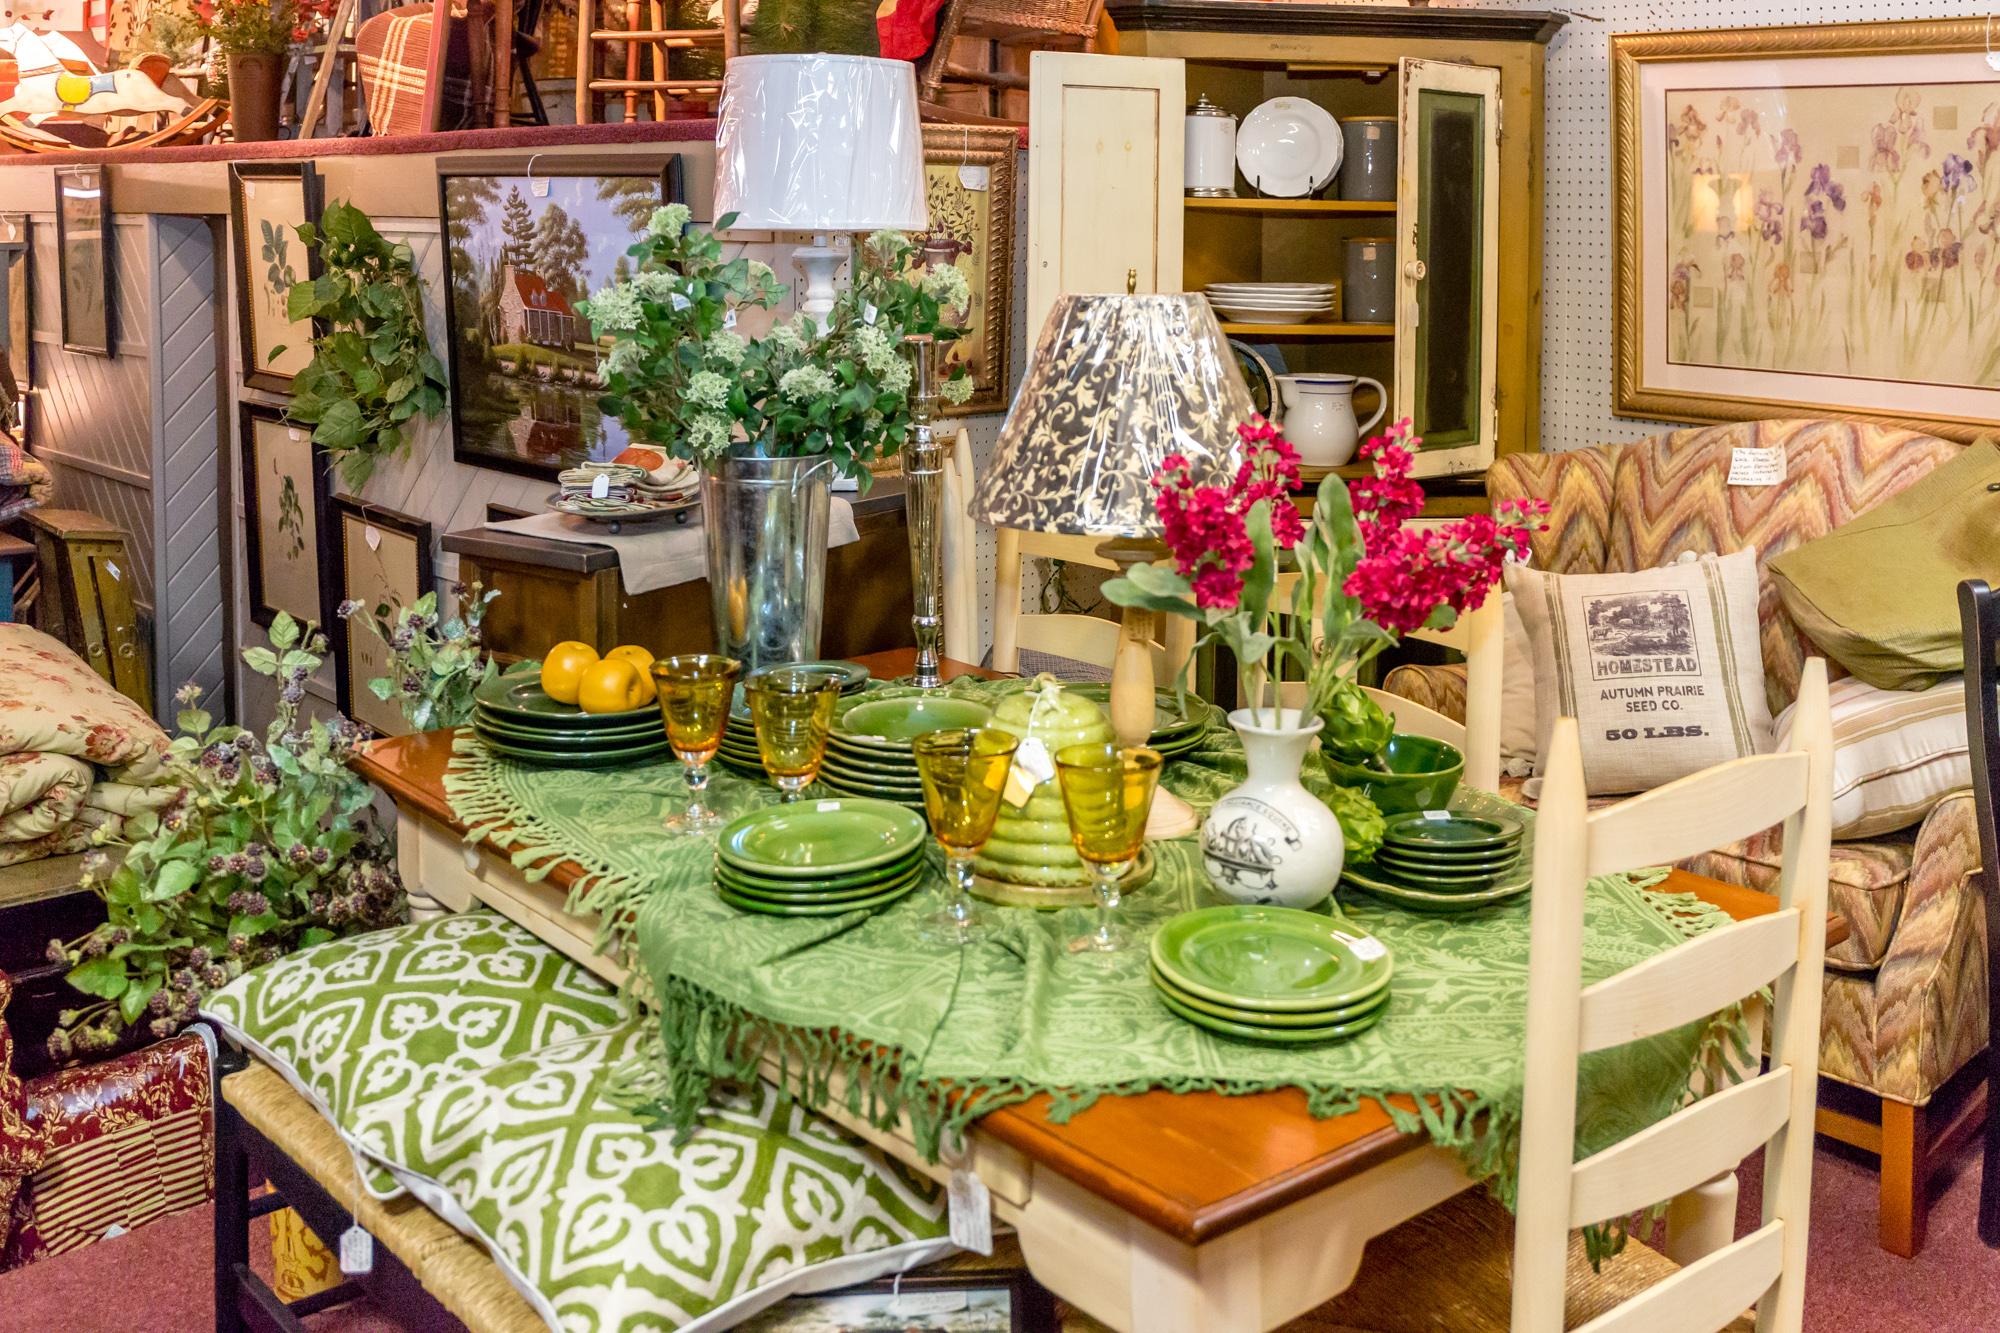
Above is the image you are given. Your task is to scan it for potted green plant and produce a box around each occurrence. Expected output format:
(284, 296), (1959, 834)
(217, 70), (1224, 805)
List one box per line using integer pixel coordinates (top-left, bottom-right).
(199, 0), (300, 141)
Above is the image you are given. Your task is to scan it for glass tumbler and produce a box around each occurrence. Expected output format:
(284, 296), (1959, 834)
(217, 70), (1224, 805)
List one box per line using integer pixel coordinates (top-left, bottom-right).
(653, 654), (741, 835)
(911, 727), (1021, 945)
(1053, 743), (1164, 959)
(744, 668), (844, 801)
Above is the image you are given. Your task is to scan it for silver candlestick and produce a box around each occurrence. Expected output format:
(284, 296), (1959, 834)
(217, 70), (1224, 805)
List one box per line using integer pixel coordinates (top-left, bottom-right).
(901, 335), (944, 690)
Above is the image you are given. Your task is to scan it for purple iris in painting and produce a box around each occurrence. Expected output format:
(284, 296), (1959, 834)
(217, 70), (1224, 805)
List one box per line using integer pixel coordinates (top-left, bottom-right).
(1771, 129), (1803, 168)
(1943, 153), (1977, 195)
(1756, 190), (1785, 243)
(1806, 163), (1846, 210)
(1801, 199), (1829, 242)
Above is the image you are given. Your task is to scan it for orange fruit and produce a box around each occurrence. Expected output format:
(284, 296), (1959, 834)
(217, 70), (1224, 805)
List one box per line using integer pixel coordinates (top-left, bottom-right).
(540, 641), (600, 705)
(577, 658), (647, 714)
(605, 645), (657, 703)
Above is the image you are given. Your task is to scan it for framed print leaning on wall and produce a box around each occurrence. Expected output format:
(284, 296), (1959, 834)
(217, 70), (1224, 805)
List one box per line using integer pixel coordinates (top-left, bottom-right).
(908, 123), (1018, 417)
(240, 400), (332, 632)
(331, 496), (434, 737)
(1615, 19), (2000, 442)
(54, 165), (112, 357)
(230, 162), (324, 393)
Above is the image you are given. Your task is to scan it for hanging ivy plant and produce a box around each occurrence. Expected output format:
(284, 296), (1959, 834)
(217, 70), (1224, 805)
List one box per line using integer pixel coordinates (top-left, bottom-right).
(278, 200), (449, 490)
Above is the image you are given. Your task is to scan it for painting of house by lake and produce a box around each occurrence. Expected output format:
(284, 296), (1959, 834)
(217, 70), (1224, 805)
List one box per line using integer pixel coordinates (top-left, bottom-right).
(440, 171), (662, 478)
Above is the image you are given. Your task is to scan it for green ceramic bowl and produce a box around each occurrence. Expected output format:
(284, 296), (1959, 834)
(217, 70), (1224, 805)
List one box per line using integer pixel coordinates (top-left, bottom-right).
(837, 696), (993, 743)
(1322, 733), (1465, 817)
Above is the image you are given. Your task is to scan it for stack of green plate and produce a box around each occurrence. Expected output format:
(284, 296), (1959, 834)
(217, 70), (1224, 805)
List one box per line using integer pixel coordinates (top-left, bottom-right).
(715, 662), (871, 777)
(713, 799), (929, 916)
(471, 665), (669, 768)
(1343, 810), (1530, 913)
(813, 695), (994, 808)
(1149, 906), (1394, 1044)
(1059, 684), (1219, 759)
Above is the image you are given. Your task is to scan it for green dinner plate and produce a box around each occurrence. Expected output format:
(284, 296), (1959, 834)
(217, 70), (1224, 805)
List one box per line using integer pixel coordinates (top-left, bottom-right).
(1381, 811), (1522, 851)
(822, 745), (922, 775)
(816, 778), (927, 810)
(716, 850), (924, 895)
(1373, 839), (1524, 865)
(1364, 861), (1504, 890)
(1157, 986), (1387, 1044)
(1150, 907), (1393, 1013)
(717, 876), (921, 917)
(475, 733), (675, 768)
(1372, 847), (1520, 876)
(716, 799), (928, 878)
(474, 712), (665, 748)
(837, 697), (993, 743)
(746, 660), (872, 693)
(1341, 861), (1532, 913)
(818, 754), (925, 785)
(717, 859), (925, 903)
(473, 671), (656, 728)
(1149, 964), (1392, 1028)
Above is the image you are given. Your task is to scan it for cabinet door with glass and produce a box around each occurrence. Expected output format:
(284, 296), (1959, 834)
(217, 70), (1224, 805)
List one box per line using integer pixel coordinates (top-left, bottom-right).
(1394, 58), (1502, 479)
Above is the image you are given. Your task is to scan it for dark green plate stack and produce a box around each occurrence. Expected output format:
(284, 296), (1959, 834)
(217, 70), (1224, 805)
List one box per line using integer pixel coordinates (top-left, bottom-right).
(1059, 684), (1221, 759)
(715, 661), (871, 777)
(471, 665), (669, 768)
(713, 798), (930, 916)
(1343, 810), (1529, 913)
(1149, 906), (1394, 1044)
(812, 694), (994, 809)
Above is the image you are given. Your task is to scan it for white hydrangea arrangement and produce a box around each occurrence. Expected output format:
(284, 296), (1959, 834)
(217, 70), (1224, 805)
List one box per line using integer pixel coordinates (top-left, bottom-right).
(580, 211), (974, 486)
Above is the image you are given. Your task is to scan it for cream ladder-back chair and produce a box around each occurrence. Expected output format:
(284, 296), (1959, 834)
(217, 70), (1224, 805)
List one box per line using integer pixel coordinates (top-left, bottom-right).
(1509, 657), (1834, 1333)
(990, 529), (1196, 684)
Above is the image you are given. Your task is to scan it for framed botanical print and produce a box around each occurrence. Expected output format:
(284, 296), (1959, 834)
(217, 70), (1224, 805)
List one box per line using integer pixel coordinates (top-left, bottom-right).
(230, 162), (324, 393)
(331, 496), (434, 737)
(240, 400), (331, 632)
(1614, 18), (2000, 442)
(733, 1269), (1057, 1332)
(54, 165), (112, 357)
(436, 152), (683, 481)
(909, 123), (1018, 416)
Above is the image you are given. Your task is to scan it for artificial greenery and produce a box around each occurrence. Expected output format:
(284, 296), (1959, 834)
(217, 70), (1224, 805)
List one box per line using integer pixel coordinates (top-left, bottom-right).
(582, 208), (973, 486)
(45, 614), (404, 1061)
(743, 0), (880, 56)
(196, 0), (298, 55)
(339, 582), (501, 732)
(280, 201), (450, 491)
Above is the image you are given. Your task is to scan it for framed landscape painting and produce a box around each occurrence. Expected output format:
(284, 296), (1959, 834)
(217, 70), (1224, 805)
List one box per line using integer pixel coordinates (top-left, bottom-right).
(230, 162), (323, 392)
(240, 401), (331, 632)
(55, 165), (112, 357)
(907, 123), (1018, 417)
(437, 153), (683, 481)
(1614, 18), (2000, 441)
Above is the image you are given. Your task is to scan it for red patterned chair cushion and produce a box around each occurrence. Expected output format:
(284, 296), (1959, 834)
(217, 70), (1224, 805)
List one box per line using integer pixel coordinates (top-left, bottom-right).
(0, 972), (46, 1256)
(356, 1), (476, 136)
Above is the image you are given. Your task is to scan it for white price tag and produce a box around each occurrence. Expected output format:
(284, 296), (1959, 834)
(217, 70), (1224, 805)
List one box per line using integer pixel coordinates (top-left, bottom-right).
(946, 1169), (993, 1255)
(339, 1224), (374, 1275)
(289, 428), (303, 441)
(245, 182), (254, 198)
(957, 164), (990, 192)
(1002, 736), (1053, 808)
(1728, 446), (1786, 486)
(816, 800), (841, 812)
(863, 302), (880, 325)
(1422, 809), (1451, 820)
(723, 308), (737, 329)
(1350, 937), (1388, 960)
(531, 177), (549, 197)
(105, 561), (120, 581)
(591, 474), (610, 499)
(364, 524), (382, 551)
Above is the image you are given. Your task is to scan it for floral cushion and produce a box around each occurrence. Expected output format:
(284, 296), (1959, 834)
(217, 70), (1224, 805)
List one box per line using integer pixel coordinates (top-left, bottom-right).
(200, 911), (628, 1196)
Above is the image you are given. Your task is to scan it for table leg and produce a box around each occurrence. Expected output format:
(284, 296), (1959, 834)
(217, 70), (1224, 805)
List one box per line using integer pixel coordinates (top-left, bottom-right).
(1663, 1169), (1739, 1265)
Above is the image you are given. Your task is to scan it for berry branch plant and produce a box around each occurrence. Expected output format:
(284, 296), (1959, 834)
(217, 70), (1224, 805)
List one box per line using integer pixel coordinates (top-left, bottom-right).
(279, 200), (450, 491)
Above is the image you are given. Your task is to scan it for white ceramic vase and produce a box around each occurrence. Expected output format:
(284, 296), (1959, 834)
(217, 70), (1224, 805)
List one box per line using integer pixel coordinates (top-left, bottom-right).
(1200, 707), (1346, 910)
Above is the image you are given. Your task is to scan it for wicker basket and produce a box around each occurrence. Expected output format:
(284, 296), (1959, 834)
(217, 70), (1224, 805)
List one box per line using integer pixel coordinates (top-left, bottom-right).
(962, 0), (1099, 36)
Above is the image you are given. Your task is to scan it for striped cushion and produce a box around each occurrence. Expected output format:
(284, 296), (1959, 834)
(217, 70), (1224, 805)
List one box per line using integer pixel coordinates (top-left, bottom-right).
(1775, 674), (1971, 840)
(355, 2), (476, 136)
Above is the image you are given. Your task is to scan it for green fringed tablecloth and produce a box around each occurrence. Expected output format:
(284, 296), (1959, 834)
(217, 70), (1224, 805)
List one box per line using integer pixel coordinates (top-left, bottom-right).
(445, 678), (1744, 1199)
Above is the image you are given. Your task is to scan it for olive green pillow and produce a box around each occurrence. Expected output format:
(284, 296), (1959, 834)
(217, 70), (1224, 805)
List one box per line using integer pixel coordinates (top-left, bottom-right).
(1769, 436), (2000, 690)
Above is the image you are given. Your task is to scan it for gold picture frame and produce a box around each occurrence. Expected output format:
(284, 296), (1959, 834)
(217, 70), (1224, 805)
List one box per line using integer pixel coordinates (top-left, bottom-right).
(1614, 18), (2000, 442)
(913, 123), (1018, 418)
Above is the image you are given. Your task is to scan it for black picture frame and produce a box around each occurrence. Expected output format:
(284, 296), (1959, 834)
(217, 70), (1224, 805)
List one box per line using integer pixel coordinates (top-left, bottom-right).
(435, 152), (684, 483)
(239, 399), (333, 633)
(330, 495), (435, 735)
(229, 162), (325, 394)
(738, 1269), (1058, 1332)
(0, 214), (31, 436)
(54, 165), (113, 357)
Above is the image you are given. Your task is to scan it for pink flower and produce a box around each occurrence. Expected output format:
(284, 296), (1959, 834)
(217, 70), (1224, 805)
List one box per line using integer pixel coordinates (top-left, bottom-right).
(1150, 415), (1303, 610)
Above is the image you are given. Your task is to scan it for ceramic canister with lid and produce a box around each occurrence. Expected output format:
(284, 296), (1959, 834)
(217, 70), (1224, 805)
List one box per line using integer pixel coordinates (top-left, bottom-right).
(1339, 117), (1397, 202)
(1344, 237), (1395, 324)
(1185, 95), (1237, 197)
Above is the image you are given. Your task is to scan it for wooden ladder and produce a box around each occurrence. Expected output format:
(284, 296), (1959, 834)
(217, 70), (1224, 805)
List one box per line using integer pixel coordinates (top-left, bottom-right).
(574, 0), (739, 123)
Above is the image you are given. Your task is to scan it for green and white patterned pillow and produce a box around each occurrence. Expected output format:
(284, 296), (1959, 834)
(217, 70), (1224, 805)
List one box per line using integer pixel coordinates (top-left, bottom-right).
(361, 1020), (954, 1333)
(202, 910), (628, 1195)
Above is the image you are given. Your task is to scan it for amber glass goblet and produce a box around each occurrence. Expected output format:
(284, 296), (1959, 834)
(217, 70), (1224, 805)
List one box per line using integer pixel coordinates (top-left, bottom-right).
(653, 654), (742, 834)
(1053, 742), (1163, 959)
(911, 727), (1021, 945)
(744, 668), (844, 801)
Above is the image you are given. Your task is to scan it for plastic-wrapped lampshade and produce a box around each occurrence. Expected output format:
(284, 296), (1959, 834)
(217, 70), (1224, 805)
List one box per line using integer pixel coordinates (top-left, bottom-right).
(969, 294), (1255, 537)
(713, 54), (929, 233)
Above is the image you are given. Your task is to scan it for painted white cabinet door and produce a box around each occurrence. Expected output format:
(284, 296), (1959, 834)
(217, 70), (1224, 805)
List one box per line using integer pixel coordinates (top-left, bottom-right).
(1394, 57), (1501, 479)
(1026, 52), (1186, 346)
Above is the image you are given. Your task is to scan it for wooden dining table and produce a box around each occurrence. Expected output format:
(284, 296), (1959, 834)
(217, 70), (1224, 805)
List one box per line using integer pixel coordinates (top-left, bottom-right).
(352, 647), (1848, 1333)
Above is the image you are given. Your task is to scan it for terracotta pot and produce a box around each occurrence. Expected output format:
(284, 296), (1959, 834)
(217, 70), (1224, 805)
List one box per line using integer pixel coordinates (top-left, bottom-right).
(226, 52), (284, 142)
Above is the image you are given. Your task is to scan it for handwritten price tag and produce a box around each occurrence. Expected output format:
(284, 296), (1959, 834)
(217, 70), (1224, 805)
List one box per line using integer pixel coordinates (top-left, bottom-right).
(1728, 446), (1785, 487)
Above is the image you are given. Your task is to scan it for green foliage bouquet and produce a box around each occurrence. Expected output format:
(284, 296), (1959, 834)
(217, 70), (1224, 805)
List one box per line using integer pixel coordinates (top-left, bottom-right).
(282, 201), (451, 490)
(339, 582), (501, 732)
(45, 615), (404, 1061)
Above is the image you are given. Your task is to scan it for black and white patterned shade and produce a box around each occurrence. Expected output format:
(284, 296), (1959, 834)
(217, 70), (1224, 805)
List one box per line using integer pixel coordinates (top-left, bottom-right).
(969, 294), (1255, 537)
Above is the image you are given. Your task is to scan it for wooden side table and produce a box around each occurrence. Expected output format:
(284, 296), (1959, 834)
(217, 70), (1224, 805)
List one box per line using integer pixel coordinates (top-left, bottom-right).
(447, 482), (919, 663)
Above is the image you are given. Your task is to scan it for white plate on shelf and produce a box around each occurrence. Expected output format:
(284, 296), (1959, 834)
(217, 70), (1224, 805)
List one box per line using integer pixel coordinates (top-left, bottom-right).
(1236, 98), (1342, 198)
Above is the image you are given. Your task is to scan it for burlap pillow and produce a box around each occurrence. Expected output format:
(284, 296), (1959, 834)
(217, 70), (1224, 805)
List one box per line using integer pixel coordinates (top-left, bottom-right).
(1504, 549), (1775, 796)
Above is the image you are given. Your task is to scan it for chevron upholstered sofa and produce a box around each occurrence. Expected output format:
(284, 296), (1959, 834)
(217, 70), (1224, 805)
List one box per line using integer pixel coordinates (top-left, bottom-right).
(1384, 419), (1986, 1257)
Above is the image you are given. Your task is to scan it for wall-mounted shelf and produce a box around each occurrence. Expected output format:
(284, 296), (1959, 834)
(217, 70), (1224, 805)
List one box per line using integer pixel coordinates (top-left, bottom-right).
(1186, 197), (1394, 215)
(1219, 322), (1394, 338)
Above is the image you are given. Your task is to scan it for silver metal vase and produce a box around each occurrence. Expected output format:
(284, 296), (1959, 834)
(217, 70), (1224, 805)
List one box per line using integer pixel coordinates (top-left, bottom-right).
(699, 446), (833, 674)
(900, 336), (944, 689)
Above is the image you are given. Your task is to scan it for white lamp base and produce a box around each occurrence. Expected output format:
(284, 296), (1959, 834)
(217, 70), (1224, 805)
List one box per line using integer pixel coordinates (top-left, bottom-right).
(792, 238), (846, 320)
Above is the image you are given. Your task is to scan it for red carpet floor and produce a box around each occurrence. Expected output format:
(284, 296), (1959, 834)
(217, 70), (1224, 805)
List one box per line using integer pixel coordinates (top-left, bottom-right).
(1, 1135), (1994, 1332)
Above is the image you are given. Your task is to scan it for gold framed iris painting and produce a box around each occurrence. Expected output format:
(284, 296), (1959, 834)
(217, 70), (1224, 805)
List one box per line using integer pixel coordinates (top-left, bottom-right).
(1615, 19), (2000, 441)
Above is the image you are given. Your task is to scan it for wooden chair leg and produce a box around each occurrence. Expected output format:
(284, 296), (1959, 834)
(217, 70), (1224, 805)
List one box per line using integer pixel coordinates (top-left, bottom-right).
(1881, 1098), (1930, 1257)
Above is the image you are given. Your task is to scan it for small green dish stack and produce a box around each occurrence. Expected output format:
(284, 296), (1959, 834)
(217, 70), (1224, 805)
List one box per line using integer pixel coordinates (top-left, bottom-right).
(809, 694), (994, 808)
(470, 663), (670, 768)
(1148, 906), (1394, 1044)
(1342, 810), (1529, 913)
(711, 798), (930, 916)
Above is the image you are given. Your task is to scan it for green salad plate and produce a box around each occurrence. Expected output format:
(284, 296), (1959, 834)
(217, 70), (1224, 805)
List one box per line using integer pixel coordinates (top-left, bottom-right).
(716, 799), (927, 878)
(1372, 841), (1523, 868)
(473, 714), (662, 748)
(1380, 811), (1522, 851)
(1341, 860), (1532, 912)
(1155, 986), (1388, 1044)
(717, 874), (922, 917)
(717, 860), (925, 905)
(1150, 906), (1394, 1013)
(1368, 855), (1517, 888)
(1149, 964), (1392, 1028)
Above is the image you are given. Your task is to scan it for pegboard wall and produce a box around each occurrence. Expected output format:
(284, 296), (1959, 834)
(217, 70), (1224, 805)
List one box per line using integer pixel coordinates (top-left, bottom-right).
(1439, 0), (2000, 453)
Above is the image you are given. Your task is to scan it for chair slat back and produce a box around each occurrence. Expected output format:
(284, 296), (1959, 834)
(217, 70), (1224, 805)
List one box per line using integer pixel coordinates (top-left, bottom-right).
(991, 527), (1194, 680)
(1510, 658), (1832, 1333)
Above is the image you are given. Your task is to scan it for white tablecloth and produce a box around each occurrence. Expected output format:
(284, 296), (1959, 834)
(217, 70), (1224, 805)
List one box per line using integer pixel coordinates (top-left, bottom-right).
(483, 498), (860, 595)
